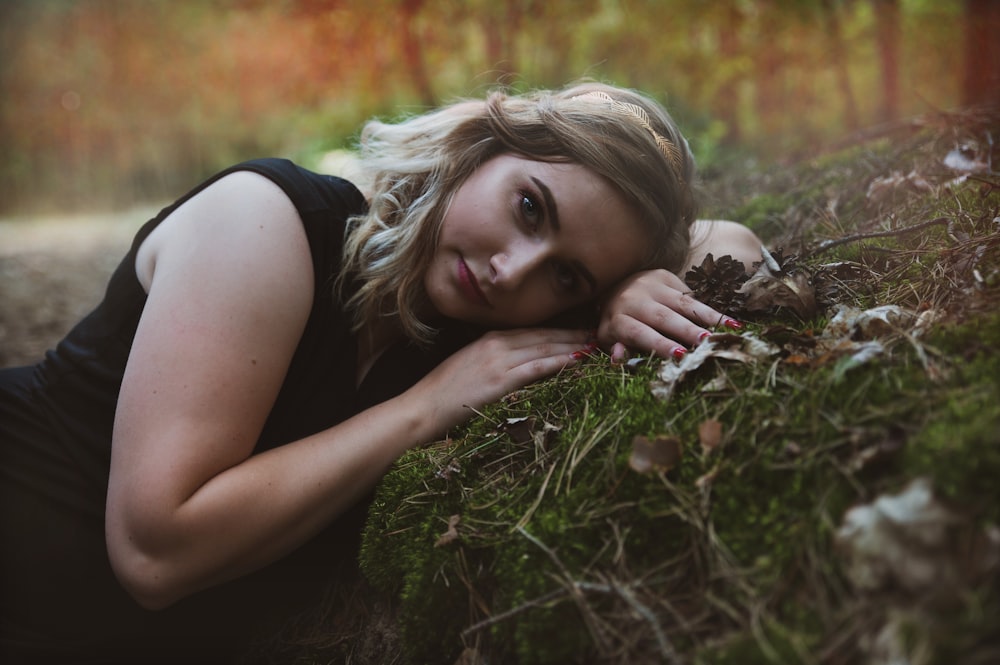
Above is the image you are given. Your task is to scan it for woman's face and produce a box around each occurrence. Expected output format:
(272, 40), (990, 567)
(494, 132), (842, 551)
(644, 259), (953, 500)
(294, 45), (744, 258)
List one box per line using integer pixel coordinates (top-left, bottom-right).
(425, 153), (647, 327)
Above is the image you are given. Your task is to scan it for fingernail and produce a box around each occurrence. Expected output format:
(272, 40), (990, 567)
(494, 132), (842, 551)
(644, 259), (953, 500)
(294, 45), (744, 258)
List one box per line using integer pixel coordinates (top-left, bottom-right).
(672, 346), (687, 360)
(610, 342), (627, 364)
(724, 318), (743, 330)
(571, 351), (585, 360)
(698, 331), (712, 343)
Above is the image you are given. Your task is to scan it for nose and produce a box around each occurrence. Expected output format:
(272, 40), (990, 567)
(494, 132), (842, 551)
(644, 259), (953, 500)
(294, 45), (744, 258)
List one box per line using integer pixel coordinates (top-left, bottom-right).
(489, 240), (548, 291)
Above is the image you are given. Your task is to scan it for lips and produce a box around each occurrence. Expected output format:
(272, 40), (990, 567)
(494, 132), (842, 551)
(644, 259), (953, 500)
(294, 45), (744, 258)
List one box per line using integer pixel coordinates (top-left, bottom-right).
(457, 258), (491, 307)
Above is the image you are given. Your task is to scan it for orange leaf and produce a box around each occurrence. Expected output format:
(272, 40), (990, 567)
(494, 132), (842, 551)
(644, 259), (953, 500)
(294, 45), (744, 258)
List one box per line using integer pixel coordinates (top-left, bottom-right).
(698, 419), (723, 453)
(629, 435), (683, 474)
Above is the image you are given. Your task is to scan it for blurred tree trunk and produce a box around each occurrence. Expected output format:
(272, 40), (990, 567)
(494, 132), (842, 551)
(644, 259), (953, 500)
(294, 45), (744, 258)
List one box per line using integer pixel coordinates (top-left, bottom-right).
(481, 0), (519, 84)
(400, 0), (435, 106)
(821, 0), (859, 131)
(962, 0), (1000, 107)
(753, 0), (784, 137)
(872, 0), (900, 122)
(716, 3), (743, 143)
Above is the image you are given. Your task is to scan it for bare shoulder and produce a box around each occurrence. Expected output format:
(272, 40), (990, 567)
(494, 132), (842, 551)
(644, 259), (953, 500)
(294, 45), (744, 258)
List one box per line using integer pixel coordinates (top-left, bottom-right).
(683, 220), (763, 274)
(111, 170), (315, 511)
(136, 171), (309, 292)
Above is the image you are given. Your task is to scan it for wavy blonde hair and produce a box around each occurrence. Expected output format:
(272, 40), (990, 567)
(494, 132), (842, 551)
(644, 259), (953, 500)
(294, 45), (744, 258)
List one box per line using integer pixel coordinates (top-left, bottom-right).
(337, 82), (698, 344)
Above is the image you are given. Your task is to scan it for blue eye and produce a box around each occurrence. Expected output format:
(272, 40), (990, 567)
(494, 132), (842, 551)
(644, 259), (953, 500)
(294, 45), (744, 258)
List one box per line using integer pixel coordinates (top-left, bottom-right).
(520, 193), (540, 229)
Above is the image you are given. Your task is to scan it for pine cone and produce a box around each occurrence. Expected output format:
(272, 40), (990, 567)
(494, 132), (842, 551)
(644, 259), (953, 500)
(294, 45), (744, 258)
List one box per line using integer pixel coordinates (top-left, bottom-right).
(685, 253), (751, 313)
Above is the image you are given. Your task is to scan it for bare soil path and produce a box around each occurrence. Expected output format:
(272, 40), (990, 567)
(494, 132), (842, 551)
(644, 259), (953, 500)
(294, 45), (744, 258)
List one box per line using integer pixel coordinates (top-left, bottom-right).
(0, 205), (160, 367)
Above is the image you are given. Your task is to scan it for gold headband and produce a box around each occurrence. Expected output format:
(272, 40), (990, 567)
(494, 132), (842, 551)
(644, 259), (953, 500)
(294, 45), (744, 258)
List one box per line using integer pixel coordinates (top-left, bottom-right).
(573, 91), (685, 179)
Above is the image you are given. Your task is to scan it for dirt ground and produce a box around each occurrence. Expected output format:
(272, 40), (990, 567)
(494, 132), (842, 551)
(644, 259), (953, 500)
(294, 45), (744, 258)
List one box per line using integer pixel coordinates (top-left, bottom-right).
(0, 205), (160, 367)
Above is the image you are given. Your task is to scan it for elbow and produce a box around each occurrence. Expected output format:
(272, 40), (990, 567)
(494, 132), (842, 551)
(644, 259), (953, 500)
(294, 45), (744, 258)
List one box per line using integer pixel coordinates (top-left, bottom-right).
(686, 220), (765, 276)
(720, 221), (765, 273)
(106, 525), (184, 611)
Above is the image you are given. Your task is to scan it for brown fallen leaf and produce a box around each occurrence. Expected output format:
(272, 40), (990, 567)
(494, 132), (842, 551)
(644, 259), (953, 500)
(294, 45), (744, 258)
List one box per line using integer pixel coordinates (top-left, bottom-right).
(501, 416), (536, 445)
(629, 435), (683, 474)
(698, 419), (723, 454)
(651, 332), (780, 401)
(833, 478), (1000, 596)
(434, 514), (461, 548)
(738, 267), (817, 319)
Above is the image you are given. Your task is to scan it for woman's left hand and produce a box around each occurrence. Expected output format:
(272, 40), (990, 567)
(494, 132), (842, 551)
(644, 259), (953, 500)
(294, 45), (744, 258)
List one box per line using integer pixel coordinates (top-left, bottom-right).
(596, 268), (739, 361)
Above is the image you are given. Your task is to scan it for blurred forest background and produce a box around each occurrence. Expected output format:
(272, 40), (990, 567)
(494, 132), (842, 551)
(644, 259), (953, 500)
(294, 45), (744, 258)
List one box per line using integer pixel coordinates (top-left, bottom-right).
(0, 0), (997, 216)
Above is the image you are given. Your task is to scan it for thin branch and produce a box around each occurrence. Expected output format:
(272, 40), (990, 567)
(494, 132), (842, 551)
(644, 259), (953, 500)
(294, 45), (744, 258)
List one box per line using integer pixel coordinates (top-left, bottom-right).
(460, 588), (568, 639)
(807, 217), (949, 257)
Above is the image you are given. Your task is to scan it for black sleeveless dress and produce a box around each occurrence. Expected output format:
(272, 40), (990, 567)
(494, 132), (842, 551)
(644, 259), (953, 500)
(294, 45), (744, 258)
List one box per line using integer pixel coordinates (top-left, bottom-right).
(0, 159), (474, 664)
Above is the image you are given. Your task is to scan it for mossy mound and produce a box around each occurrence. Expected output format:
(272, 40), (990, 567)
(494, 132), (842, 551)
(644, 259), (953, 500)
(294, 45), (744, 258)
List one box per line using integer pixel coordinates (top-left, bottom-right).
(260, 108), (1000, 664)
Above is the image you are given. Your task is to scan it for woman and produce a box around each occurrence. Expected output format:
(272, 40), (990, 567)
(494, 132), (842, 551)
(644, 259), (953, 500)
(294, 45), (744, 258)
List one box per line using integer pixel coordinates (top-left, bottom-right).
(0, 82), (759, 662)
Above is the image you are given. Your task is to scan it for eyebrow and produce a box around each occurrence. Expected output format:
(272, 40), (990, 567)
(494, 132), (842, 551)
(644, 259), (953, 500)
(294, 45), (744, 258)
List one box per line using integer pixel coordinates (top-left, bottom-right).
(531, 176), (561, 231)
(531, 176), (598, 296)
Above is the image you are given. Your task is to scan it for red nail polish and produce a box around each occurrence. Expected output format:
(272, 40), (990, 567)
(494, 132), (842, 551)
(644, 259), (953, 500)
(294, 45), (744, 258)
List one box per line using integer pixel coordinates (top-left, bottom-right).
(698, 331), (712, 343)
(571, 350), (587, 360)
(672, 346), (687, 360)
(724, 318), (743, 330)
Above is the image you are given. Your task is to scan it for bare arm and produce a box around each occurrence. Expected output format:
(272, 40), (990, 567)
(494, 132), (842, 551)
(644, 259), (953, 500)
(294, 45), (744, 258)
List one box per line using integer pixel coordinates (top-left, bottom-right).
(683, 219), (762, 274)
(106, 172), (589, 610)
(597, 220), (763, 360)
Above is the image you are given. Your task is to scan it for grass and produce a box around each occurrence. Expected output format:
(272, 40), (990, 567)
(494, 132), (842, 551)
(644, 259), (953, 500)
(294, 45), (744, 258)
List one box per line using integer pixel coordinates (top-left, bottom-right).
(254, 107), (1000, 665)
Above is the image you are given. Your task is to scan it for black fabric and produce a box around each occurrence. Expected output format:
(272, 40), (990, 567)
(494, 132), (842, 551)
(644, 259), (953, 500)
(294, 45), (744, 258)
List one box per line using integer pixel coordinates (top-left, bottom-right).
(0, 159), (476, 664)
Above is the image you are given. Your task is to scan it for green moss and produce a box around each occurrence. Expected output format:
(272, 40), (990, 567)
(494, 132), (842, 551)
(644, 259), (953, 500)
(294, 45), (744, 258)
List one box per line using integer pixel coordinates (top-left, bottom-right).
(731, 193), (794, 238)
(343, 112), (1000, 665)
(903, 312), (1000, 522)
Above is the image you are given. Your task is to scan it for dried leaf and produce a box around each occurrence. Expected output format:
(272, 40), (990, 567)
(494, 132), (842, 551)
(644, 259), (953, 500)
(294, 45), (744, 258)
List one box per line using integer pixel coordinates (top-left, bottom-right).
(943, 146), (989, 173)
(834, 478), (973, 593)
(824, 304), (916, 341)
(628, 435), (683, 474)
(435, 459), (462, 481)
(651, 332), (780, 401)
(831, 340), (885, 381)
(501, 416), (536, 445)
(736, 257), (818, 319)
(434, 514), (461, 548)
(866, 169), (934, 203)
(699, 375), (730, 392)
(698, 419), (723, 454)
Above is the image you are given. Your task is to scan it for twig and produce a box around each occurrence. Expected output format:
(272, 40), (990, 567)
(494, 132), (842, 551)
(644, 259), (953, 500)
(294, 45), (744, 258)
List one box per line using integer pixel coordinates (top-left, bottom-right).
(808, 217), (950, 257)
(588, 581), (683, 665)
(460, 588), (569, 639)
(515, 527), (683, 664)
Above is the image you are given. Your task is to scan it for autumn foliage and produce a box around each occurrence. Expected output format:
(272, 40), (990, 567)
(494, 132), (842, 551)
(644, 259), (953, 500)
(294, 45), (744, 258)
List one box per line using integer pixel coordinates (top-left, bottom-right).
(1, 0), (995, 215)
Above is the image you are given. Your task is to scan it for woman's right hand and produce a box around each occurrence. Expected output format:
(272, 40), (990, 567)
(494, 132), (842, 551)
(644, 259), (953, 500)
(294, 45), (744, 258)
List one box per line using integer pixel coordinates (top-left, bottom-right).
(406, 327), (592, 433)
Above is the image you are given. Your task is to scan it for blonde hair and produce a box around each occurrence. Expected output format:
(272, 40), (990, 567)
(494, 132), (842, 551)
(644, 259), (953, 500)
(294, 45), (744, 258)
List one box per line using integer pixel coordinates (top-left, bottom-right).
(337, 82), (698, 344)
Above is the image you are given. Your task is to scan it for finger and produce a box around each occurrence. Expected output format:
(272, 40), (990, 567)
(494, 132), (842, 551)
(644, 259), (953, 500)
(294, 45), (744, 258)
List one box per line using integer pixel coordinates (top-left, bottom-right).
(605, 316), (687, 360)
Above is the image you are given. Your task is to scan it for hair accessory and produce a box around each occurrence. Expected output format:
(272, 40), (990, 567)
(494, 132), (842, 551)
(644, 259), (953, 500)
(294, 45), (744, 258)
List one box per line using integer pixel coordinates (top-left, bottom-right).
(573, 90), (684, 177)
